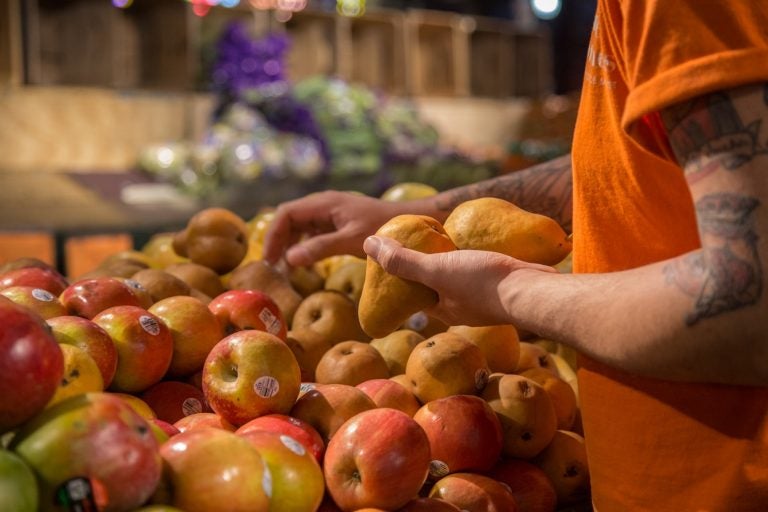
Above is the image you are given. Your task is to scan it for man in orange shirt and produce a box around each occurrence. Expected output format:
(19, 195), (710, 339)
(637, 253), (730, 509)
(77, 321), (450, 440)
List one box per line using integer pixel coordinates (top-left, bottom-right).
(264, 1), (768, 509)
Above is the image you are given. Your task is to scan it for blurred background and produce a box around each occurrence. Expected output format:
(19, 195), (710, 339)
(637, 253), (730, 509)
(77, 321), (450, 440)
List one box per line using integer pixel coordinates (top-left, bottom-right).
(0, 0), (595, 274)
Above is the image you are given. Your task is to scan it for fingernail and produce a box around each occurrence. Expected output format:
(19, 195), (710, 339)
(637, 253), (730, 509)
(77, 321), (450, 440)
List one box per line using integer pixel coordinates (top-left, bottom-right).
(364, 236), (381, 257)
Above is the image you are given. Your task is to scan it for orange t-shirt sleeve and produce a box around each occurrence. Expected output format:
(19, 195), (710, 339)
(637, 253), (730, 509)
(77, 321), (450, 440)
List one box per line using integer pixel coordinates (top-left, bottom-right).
(619, 0), (768, 130)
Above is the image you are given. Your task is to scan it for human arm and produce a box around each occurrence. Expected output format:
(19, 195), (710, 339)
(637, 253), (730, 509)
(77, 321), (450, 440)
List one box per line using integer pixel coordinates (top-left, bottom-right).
(263, 154), (573, 267)
(364, 83), (768, 386)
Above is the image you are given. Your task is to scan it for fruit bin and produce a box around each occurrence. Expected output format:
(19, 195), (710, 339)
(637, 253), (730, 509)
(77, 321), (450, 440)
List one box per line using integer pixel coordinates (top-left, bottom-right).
(1, 188), (590, 511)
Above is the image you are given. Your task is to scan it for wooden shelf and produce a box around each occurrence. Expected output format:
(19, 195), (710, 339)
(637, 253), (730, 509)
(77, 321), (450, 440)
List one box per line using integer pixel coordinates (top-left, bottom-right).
(11, 2), (552, 96)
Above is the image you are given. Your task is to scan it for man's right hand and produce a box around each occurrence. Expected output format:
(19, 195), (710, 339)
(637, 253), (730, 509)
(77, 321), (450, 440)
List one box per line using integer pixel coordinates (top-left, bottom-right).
(263, 190), (405, 267)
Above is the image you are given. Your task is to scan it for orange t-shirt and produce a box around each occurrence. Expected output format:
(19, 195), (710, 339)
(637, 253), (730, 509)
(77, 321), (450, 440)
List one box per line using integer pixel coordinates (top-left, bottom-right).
(571, 1), (768, 510)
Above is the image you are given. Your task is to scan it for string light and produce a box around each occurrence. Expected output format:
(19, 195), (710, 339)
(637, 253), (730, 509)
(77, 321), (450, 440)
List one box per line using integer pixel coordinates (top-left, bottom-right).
(530, 0), (561, 20)
(112, 0), (133, 8)
(337, 0), (365, 17)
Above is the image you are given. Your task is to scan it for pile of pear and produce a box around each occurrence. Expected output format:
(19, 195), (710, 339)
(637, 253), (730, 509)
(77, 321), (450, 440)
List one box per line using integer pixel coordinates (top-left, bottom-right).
(61, 190), (586, 507)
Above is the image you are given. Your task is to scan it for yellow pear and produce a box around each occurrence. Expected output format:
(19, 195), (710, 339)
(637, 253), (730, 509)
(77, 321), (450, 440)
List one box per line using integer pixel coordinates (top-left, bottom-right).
(448, 324), (520, 374)
(358, 214), (457, 339)
(370, 329), (425, 376)
(443, 197), (572, 265)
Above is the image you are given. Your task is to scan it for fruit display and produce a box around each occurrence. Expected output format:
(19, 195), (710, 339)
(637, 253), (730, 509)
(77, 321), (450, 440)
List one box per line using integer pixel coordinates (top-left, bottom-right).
(0, 192), (587, 512)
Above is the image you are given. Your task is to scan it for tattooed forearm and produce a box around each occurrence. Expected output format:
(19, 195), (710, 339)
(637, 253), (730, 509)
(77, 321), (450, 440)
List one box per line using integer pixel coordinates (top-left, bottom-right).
(433, 154), (573, 231)
(664, 193), (762, 325)
(662, 89), (767, 182)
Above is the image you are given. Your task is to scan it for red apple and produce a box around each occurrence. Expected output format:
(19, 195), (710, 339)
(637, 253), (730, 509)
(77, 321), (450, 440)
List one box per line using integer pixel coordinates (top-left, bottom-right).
(289, 383), (377, 444)
(60, 277), (142, 319)
(148, 295), (224, 378)
(149, 418), (182, 438)
(235, 413), (325, 463)
(10, 392), (161, 511)
(173, 412), (236, 433)
(0, 286), (68, 319)
(118, 277), (155, 309)
(239, 430), (325, 512)
(429, 472), (518, 512)
(202, 330), (301, 426)
(324, 408), (431, 511)
(356, 378), (421, 417)
(0, 266), (68, 295)
(208, 289), (287, 340)
(486, 458), (557, 512)
(153, 427), (270, 512)
(0, 296), (64, 431)
(413, 395), (503, 479)
(399, 497), (462, 511)
(47, 315), (118, 388)
(92, 305), (173, 393)
(141, 380), (211, 424)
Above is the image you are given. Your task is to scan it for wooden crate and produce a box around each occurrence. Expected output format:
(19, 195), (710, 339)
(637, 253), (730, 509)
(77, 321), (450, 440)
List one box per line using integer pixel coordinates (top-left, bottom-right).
(0, 231), (56, 268)
(24, 0), (189, 90)
(283, 9), (339, 82)
(0, 0), (23, 86)
(468, 17), (512, 98)
(337, 9), (406, 95)
(404, 9), (470, 97)
(511, 30), (553, 97)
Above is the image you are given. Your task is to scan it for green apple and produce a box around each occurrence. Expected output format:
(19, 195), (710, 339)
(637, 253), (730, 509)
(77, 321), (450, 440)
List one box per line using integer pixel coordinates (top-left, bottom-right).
(0, 449), (38, 512)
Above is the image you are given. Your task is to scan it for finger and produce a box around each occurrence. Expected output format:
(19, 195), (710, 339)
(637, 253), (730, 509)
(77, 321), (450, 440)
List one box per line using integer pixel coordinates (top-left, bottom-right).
(363, 236), (432, 284)
(286, 229), (365, 267)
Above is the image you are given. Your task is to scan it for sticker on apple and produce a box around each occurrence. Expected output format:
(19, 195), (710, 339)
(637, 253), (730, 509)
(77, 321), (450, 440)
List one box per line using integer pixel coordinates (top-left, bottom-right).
(31, 288), (55, 302)
(182, 397), (203, 417)
(280, 434), (306, 456)
(139, 315), (161, 336)
(405, 311), (429, 332)
(299, 382), (316, 396)
(429, 459), (450, 479)
(254, 376), (280, 398)
(258, 307), (282, 336)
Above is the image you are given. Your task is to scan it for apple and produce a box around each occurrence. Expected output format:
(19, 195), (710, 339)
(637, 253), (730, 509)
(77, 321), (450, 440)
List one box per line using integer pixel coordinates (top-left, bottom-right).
(60, 277), (142, 319)
(208, 289), (287, 340)
(429, 472), (518, 512)
(239, 430), (325, 512)
(47, 315), (118, 387)
(92, 305), (174, 393)
(324, 408), (431, 511)
(0, 286), (67, 319)
(289, 383), (377, 444)
(110, 392), (158, 420)
(202, 330), (301, 426)
(0, 266), (68, 295)
(149, 295), (224, 378)
(486, 458), (557, 512)
(45, 344), (104, 409)
(0, 297), (64, 431)
(149, 418), (181, 438)
(10, 392), (161, 511)
(153, 427), (270, 512)
(235, 413), (325, 463)
(399, 497), (462, 511)
(117, 277), (155, 309)
(0, 449), (38, 512)
(413, 394), (503, 478)
(356, 378), (421, 417)
(141, 380), (211, 424)
(173, 412), (236, 433)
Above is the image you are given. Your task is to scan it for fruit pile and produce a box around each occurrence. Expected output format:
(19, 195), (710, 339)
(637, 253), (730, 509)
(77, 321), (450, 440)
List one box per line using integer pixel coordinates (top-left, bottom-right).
(0, 185), (586, 512)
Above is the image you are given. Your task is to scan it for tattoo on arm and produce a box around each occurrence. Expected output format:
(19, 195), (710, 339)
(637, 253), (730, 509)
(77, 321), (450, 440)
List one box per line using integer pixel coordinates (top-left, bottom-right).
(434, 155), (573, 231)
(664, 194), (762, 325)
(662, 91), (767, 183)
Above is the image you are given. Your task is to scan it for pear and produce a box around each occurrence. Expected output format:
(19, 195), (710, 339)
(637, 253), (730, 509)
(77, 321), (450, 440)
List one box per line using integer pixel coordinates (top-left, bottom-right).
(172, 207), (249, 274)
(443, 197), (572, 266)
(358, 214), (457, 339)
(228, 260), (303, 326)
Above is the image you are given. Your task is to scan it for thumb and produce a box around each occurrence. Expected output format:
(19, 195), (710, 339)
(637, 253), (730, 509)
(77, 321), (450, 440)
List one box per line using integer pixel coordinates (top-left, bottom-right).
(363, 236), (429, 283)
